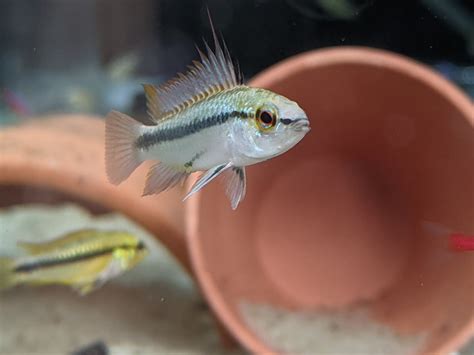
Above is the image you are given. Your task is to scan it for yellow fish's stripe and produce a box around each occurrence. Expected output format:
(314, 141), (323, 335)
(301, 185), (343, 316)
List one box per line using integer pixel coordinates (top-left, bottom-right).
(14, 242), (145, 273)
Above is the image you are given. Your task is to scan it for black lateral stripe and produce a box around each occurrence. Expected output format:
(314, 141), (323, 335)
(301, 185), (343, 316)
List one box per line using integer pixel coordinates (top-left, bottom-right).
(14, 243), (145, 273)
(136, 110), (247, 149)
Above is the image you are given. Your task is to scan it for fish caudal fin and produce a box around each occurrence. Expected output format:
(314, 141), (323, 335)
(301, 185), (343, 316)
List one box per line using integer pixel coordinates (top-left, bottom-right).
(0, 257), (17, 291)
(105, 110), (143, 185)
(143, 163), (189, 196)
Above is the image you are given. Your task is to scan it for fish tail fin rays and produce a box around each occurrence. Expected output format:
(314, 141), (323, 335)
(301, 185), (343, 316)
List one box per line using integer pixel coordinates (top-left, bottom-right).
(0, 257), (17, 291)
(222, 166), (246, 210)
(105, 110), (143, 185)
(183, 163), (232, 202)
(142, 163), (189, 196)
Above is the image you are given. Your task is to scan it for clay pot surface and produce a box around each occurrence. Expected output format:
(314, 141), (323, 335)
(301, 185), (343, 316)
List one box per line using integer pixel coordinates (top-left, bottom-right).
(185, 47), (474, 354)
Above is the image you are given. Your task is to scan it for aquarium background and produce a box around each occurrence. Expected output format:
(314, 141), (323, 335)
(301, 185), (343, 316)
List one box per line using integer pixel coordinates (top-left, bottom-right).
(0, 1), (473, 354)
(0, 0), (473, 124)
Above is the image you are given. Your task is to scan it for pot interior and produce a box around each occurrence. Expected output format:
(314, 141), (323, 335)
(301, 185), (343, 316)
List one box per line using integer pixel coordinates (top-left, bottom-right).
(190, 50), (474, 354)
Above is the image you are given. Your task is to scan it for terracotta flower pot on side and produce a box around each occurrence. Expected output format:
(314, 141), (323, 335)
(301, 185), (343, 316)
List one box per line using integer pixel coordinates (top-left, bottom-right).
(0, 115), (189, 271)
(185, 47), (474, 354)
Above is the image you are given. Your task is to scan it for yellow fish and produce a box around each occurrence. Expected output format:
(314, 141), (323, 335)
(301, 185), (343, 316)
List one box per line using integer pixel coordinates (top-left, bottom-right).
(0, 229), (148, 295)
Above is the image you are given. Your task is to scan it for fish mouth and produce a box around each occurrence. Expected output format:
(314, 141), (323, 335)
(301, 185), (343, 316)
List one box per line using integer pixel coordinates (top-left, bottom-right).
(288, 118), (310, 133)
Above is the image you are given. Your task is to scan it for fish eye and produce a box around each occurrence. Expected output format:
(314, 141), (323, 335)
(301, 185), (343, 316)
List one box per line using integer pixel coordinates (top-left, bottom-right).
(256, 108), (277, 131)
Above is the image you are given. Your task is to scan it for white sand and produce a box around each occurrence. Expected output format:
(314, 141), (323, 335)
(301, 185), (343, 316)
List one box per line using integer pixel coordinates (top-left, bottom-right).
(239, 301), (427, 355)
(0, 203), (244, 355)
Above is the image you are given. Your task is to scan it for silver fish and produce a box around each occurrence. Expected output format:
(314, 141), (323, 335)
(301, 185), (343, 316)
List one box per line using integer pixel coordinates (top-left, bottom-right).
(105, 16), (310, 209)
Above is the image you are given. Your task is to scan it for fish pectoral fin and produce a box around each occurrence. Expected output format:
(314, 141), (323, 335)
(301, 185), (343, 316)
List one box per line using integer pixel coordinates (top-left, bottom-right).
(142, 162), (189, 196)
(183, 163), (232, 201)
(222, 167), (246, 210)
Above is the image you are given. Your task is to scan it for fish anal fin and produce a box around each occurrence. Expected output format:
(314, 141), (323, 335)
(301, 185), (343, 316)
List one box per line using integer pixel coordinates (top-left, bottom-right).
(143, 163), (189, 196)
(222, 167), (246, 210)
(184, 163), (232, 201)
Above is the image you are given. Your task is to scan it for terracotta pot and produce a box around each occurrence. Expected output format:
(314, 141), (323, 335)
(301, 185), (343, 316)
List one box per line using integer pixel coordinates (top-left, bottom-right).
(0, 115), (189, 271)
(186, 47), (474, 354)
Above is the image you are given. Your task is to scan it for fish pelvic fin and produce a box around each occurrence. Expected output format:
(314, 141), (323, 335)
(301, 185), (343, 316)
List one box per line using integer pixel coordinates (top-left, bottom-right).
(0, 257), (17, 291)
(105, 110), (143, 185)
(143, 14), (241, 122)
(183, 163), (232, 202)
(222, 167), (246, 210)
(142, 162), (189, 196)
(73, 282), (96, 296)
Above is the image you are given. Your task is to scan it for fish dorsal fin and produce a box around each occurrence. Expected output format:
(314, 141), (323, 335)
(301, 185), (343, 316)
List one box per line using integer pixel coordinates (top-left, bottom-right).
(18, 230), (99, 255)
(144, 13), (242, 122)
